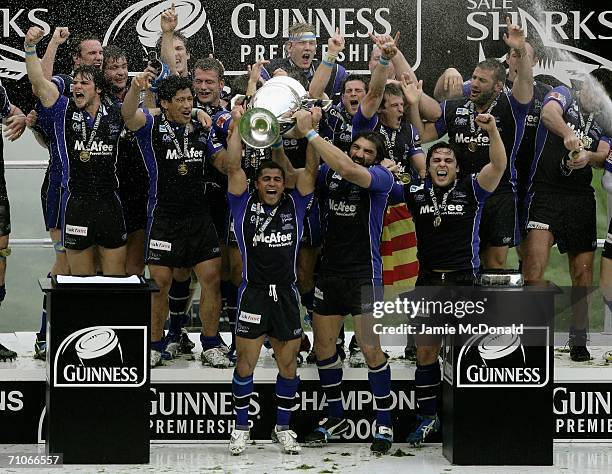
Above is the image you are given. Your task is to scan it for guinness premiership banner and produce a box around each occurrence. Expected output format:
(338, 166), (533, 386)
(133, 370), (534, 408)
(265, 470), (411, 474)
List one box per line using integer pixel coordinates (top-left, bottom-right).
(1, 380), (610, 443)
(0, 0), (611, 109)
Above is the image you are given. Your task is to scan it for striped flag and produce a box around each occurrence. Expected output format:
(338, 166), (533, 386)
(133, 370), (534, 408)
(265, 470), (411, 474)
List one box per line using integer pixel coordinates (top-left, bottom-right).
(381, 203), (419, 288)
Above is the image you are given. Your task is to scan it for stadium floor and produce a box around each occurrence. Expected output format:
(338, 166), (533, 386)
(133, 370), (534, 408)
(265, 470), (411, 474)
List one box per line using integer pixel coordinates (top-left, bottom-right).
(0, 441), (611, 473)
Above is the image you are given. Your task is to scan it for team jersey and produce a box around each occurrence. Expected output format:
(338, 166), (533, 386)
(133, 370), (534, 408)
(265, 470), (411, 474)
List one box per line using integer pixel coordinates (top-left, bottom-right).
(135, 113), (210, 215)
(261, 57), (348, 103)
(529, 86), (606, 195)
(0, 81), (13, 195)
(604, 136), (612, 174)
(37, 95), (122, 196)
(392, 175), (490, 273)
(52, 74), (73, 97)
(435, 90), (529, 194)
(197, 104), (228, 194)
(320, 103), (354, 153)
(317, 163), (394, 279)
(352, 107), (424, 180)
(228, 188), (312, 285)
(208, 111), (272, 191)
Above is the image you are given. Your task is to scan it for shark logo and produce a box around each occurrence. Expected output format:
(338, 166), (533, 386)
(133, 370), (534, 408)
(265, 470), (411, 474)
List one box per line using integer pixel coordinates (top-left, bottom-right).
(103, 0), (214, 62)
(0, 44), (27, 81)
(476, 7), (612, 87)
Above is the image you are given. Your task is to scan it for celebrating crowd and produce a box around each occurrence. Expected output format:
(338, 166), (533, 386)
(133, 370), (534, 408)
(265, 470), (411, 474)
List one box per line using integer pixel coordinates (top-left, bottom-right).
(0, 4), (610, 456)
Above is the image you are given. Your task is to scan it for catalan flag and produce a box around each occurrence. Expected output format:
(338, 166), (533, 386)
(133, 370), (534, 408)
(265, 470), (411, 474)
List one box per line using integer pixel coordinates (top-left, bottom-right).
(381, 203), (419, 288)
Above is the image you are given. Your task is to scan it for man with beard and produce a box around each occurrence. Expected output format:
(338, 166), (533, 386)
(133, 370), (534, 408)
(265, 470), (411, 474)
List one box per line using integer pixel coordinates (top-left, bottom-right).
(523, 70), (612, 361)
(25, 27), (126, 277)
(390, 115), (506, 446)
(261, 22), (347, 103)
(101, 45), (149, 280)
(122, 74), (228, 368)
(296, 120), (395, 453)
(409, 18), (533, 271)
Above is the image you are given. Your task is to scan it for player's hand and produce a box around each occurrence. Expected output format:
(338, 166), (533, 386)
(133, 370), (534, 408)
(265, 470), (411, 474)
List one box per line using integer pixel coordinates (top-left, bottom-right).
(292, 109), (314, 137)
(327, 27), (345, 55)
(310, 106), (322, 128)
(567, 149), (590, 170)
(381, 158), (399, 174)
(563, 134), (582, 152)
(133, 71), (155, 90)
(50, 27), (70, 45)
(503, 17), (526, 51)
(248, 59), (269, 84)
(400, 75), (423, 106)
(370, 32), (400, 60)
(475, 113), (498, 134)
(195, 109), (212, 130)
(160, 3), (178, 33)
(25, 27), (45, 46)
(442, 68), (463, 93)
(3, 113), (26, 141)
(25, 109), (38, 129)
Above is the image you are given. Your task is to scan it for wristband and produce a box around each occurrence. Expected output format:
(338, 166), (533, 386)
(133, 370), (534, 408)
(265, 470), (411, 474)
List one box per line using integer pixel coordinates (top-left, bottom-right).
(379, 56), (390, 66)
(24, 43), (36, 50)
(25, 50), (38, 57)
(191, 108), (199, 120)
(306, 130), (318, 142)
(322, 59), (334, 68)
(271, 139), (283, 149)
(322, 53), (337, 66)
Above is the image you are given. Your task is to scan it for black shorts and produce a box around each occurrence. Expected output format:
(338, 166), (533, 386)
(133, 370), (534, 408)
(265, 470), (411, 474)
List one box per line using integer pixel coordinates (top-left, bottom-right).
(146, 210), (221, 268)
(207, 189), (229, 244)
(479, 192), (519, 248)
(602, 218), (612, 260)
(235, 283), (303, 341)
(314, 275), (383, 316)
(525, 191), (596, 254)
(0, 196), (10, 236)
(62, 193), (126, 250)
(299, 197), (321, 248)
(41, 171), (62, 231)
(119, 188), (147, 234)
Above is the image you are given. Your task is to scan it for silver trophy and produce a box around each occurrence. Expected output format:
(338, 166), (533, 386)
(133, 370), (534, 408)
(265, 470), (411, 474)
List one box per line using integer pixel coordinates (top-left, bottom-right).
(238, 76), (332, 149)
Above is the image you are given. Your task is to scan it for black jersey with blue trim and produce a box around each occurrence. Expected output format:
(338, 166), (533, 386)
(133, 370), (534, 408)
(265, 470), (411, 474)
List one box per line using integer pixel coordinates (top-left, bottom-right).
(36, 96), (122, 196)
(392, 175), (490, 273)
(0, 81), (13, 194)
(208, 111), (271, 191)
(529, 86), (606, 195)
(320, 103), (354, 153)
(228, 188), (312, 285)
(135, 113), (209, 214)
(435, 90), (529, 195)
(317, 163), (393, 280)
(352, 107), (424, 180)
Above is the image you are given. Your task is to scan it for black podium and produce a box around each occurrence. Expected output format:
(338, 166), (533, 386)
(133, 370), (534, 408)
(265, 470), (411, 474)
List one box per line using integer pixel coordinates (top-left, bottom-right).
(441, 284), (556, 465)
(40, 277), (157, 464)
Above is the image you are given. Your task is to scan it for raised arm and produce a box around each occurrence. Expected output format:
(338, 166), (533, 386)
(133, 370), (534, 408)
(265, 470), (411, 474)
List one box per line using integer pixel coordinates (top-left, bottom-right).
(400, 75), (440, 144)
(159, 4), (178, 76)
(433, 68), (465, 101)
(504, 17), (533, 105)
(24, 27), (59, 108)
(359, 33), (398, 119)
(40, 27), (70, 81)
(540, 98), (581, 151)
(476, 113), (507, 192)
(309, 28), (344, 99)
(225, 107), (248, 196)
(121, 71), (154, 131)
(292, 109), (372, 187)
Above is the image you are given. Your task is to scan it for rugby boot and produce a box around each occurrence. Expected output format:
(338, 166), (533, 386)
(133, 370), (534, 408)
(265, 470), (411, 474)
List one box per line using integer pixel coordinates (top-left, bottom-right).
(150, 349), (163, 368)
(0, 343), (17, 362)
(201, 346), (231, 368)
(370, 424), (393, 455)
(33, 333), (46, 361)
(304, 417), (349, 445)
(568, 331), (591, 362)
(229, 428), (250, 455)
(406, 414), (440, 446)
(271, 426), (302, 454)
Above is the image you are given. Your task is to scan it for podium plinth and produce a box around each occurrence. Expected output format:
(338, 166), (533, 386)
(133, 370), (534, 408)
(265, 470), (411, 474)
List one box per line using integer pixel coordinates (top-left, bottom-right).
(40, 277), (157, 464)
(442, 285), (556, 465)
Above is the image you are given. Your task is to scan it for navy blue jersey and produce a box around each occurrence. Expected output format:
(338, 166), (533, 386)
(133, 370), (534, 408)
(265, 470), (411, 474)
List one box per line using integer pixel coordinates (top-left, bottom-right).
(436, 90), (529, 194)
(135, 113), (209, 215)
(52, 74), (73, 97)
(228, 188), (312, 285)
(352, 107), (423, 180)
(320, 103), (354, 153)
(0, 81), (13, 194)
(208, 111), (272, 191)
(37, 96), (122, 197)
(529, 86), (606, 195)
(392, 175), (490, 273)
(261, 57), (347, 103)
(317, 163), (393, 279)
